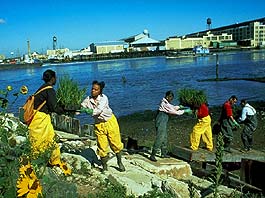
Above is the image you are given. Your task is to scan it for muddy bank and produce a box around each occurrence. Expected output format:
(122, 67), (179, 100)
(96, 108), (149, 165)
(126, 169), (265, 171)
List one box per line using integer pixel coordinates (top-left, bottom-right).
(118, 101), (265, 152)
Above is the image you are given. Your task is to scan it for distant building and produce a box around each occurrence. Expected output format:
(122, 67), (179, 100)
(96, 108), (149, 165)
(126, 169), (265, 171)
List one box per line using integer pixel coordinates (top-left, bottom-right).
(165, 36), (203, 50)
(121, 30), (161, 52)
(90, 41), (126, 54)
(165, 32), (233, 50)
(47, 48), (70, 60)
(0, 54), (5, 61)
(186, 17), (265, 47)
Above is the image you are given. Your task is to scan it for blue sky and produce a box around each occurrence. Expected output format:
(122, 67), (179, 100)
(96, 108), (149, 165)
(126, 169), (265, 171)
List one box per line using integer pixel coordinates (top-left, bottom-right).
(0, 0), (264, 57)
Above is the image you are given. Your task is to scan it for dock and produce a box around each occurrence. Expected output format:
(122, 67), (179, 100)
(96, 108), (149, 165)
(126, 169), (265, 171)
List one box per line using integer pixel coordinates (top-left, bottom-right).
(172, 146), (265, 163)
(172, 146), (265, 194)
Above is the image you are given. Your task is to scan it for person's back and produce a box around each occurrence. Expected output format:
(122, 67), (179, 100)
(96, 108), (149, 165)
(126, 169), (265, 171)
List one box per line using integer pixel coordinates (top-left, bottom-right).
(238, 100), (258, 152)
(28, 69), (71, 175)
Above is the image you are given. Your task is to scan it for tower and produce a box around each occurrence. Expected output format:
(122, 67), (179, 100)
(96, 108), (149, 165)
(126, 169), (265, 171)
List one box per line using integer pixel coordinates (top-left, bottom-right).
(53, 36), (57, 50)
(27, 40), (31, 57)
(207, 18), (212, 30)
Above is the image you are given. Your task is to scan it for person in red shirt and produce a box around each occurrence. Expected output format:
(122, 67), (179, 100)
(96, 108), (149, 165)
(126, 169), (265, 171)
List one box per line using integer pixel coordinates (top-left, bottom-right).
(190, 103), (213, 151)
(219, 95), (240, 152)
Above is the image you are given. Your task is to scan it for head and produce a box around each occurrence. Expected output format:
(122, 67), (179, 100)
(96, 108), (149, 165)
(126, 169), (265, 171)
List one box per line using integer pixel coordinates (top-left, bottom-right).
(165, 90), (174, 102)
(43, 69), (56, 85)
(91, 80), (105, 98)
(240, 99), (247, 107)
(229, 95), (237, 105)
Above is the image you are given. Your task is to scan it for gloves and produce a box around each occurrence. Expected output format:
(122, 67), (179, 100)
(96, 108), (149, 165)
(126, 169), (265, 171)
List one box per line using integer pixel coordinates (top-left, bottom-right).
(80, 107), (93, 115)
(233, 120), (241, 128)
(184, 108), (193, 115)
(179, 105), (184, 109)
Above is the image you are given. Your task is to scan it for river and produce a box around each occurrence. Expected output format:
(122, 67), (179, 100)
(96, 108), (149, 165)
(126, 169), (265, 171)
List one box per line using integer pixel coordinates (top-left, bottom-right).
(1, 49), (265, 123)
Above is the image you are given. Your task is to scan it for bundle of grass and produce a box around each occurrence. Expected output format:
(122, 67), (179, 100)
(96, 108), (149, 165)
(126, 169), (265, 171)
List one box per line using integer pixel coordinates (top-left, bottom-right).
(57, 74), (87, 117)
(177, 88), (207, 109)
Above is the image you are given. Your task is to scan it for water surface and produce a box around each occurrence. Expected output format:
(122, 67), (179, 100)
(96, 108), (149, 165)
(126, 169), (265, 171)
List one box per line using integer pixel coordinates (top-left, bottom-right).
(1, 50), (265, 123)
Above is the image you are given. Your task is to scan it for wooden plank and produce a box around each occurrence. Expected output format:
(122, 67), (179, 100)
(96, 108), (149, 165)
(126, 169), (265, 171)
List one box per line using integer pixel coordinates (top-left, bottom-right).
(240, 159), (265, 193)
(172, 146), (265, 163)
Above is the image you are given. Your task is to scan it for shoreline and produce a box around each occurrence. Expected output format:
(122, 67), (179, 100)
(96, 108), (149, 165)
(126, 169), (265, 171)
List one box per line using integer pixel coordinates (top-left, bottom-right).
(118, 100), (265, 152)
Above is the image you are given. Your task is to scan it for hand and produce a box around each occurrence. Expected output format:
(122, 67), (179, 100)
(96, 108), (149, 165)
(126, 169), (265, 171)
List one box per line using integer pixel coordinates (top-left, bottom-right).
(179, 105), (184, 109)
(80, 107), (93, 115)
(184, 108), (193, 115)
(233, 120), (241, 128)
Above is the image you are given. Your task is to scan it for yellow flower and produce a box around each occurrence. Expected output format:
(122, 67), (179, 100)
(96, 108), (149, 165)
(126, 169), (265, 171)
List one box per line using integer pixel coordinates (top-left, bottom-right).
(6, 85), (13, 91)
(17, 177), (42, 198)
(19, 163), (31, 174)
(60, 162), (72, 176)
(27, 180), (42, 198)
(20, 85), (28, 95)
(17, 165), (42, 198)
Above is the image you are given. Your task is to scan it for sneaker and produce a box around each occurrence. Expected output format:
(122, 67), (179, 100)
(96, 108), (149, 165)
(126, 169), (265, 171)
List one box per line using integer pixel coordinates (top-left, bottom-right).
(149, 155), (157, 162)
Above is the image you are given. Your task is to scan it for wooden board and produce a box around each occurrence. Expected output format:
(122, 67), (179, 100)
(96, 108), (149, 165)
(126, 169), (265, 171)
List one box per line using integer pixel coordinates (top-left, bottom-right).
(172, 146), (265, 163)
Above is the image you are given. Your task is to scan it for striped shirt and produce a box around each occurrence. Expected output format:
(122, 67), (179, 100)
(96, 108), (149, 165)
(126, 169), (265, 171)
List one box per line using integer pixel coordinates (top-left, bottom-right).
(81, 94), (113, 122)
(158, 98), (184, 115)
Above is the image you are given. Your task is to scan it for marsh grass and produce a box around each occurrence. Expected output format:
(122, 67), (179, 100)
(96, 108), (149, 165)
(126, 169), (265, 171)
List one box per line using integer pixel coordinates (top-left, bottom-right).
(177, 88), (207, 109)
(57, 74), (87, 117)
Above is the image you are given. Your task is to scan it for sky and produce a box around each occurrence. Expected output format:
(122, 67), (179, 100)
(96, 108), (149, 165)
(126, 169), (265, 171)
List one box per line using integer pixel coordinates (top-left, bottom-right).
(0, 0), (264, 58)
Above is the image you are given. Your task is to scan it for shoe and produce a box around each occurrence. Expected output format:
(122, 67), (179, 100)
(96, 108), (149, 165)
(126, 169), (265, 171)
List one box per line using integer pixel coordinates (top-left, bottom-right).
(161, 154), (170, 158)
(100, 156), (109, 172)
(116, 152), (125, 172)
(149, 155), (157, 162)
(240, 148), (250, 153)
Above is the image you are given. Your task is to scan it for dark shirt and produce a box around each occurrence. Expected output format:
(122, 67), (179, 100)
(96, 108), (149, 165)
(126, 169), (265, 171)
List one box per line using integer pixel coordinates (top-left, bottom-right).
(34, 84), (64, 114)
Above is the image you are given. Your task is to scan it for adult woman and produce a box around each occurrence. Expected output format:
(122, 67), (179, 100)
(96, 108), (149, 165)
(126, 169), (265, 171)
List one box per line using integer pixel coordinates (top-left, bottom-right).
(29, 69), (71, 175)
(149, 90), (191, 162)
(81, 80), (125, 172)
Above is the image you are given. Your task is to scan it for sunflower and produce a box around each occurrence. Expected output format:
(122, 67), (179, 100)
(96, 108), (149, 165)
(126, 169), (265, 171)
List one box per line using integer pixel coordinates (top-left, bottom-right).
(17, 177), (42, 198)
(60, 161), (72, 176)
(19, 163), (37, 179)
(17, 163), (42, 198)
(6, 85), (13, 91)
(20, 85), (28, 95)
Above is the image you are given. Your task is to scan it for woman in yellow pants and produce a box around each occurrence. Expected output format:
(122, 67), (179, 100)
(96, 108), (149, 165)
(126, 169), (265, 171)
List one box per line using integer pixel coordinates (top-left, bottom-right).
(29, 69), (71, 175)
(81, 80), (125, 172)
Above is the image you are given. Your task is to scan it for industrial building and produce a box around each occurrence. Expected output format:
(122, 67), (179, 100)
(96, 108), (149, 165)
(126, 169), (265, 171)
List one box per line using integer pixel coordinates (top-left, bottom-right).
(165, 32), (233, 50)
(90, 41), (126, 54)
(121, 30), (161, 52)
(186, 17), (265, 47)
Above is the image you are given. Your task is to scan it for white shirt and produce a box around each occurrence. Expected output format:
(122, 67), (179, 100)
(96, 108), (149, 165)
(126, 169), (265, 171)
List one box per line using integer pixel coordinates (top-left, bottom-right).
(158, 98), (184, 115)
(239, 103), (256, 122)
(81, 94), (113, 122)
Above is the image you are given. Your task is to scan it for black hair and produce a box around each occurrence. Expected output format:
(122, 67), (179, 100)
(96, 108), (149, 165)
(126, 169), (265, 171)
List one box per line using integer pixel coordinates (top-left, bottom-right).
(241, 99), (247, 104)
(92, 80), (105, 94)
(229, 95), (238, 101)
(165, 90), (174, 97)
(43, 69), (56, 83)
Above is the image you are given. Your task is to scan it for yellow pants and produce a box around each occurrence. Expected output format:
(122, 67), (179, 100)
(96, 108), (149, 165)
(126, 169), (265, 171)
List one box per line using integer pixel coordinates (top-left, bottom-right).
(95, 114), (123, 157)
(190, 115), (213, 151)
(29, 111), (61, 165)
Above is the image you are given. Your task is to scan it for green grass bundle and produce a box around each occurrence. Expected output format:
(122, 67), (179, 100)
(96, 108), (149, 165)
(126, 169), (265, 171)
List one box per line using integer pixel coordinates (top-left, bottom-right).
(177, 88), (207, 109)
(57, 74), (87, 116)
